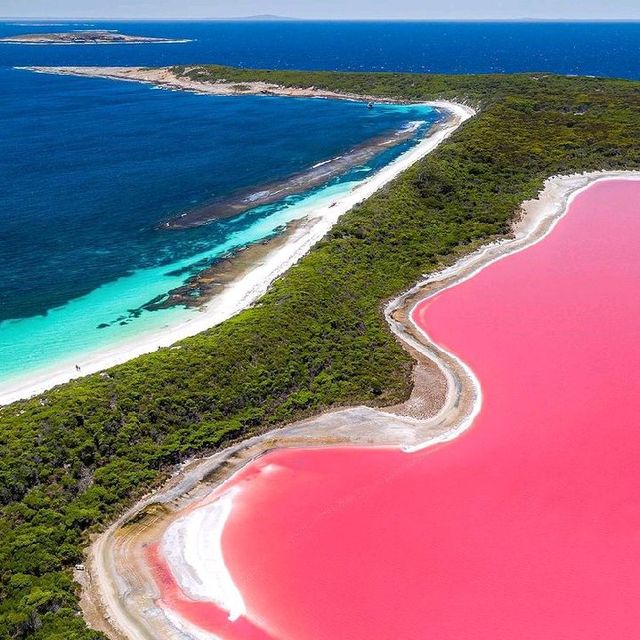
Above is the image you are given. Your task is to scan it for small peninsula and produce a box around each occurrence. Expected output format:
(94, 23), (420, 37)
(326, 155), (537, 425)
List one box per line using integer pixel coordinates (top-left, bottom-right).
(0, 30), (189, 44)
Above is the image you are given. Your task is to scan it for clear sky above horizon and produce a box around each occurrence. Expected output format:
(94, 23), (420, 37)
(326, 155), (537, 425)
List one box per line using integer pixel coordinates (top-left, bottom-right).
(1, 0), (640, 20)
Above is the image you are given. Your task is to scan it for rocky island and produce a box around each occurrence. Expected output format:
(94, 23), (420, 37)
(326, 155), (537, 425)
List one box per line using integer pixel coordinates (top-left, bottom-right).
(0, 30), (189, 44)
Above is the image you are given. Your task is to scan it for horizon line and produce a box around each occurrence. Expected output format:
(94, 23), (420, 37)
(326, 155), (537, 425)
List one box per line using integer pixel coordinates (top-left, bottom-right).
(2, 17), (640, 23)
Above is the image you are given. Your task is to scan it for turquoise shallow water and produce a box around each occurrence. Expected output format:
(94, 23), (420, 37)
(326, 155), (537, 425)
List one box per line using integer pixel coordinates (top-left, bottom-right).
(0, 179), (384, 382)
(0, 56), (438, 386)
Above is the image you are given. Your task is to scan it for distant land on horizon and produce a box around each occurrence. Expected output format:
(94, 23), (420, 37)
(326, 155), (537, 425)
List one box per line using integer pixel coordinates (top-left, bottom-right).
(228, 14), (294, 21)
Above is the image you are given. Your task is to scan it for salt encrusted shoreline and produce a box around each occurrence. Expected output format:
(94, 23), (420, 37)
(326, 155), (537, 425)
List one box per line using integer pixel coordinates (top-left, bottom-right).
(0, 70), (473, 405)
(77, 171), (640, 640)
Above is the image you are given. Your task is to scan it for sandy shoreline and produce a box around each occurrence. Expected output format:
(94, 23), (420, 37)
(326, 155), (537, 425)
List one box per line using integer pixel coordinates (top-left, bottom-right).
(76, 170), (640, 640)
(18, 65), (419, 103)
(0, 77), (474, 405)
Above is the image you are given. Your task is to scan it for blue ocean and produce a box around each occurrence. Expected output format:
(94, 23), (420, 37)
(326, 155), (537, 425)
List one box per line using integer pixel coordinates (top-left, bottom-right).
(1, 21), (639, 391)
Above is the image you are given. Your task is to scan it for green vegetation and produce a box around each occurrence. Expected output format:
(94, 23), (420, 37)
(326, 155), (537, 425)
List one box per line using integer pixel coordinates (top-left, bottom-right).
(1, 67), (640, 638)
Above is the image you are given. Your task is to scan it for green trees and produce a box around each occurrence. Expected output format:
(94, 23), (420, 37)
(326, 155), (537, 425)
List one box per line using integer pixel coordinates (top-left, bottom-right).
(1, 68), (639, 638)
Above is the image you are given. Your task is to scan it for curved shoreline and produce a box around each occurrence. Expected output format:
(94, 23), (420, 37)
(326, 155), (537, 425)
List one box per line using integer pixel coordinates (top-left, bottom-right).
(16, 65), (428, 103)
(0, 88), (473, 405)
(160, 121), (429, 230)
(78, 170), (640, 640)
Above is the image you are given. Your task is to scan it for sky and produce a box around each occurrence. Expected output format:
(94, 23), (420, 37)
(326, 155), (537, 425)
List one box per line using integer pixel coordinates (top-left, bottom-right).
(1, 0), (640, 20)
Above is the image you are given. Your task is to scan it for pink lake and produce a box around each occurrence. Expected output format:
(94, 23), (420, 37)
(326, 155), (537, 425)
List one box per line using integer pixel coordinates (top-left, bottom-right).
(155, 179), (640, 638)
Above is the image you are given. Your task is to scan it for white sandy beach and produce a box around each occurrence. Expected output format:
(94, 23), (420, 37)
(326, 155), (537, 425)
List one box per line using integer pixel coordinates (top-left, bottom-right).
(0, 99), (474, 406)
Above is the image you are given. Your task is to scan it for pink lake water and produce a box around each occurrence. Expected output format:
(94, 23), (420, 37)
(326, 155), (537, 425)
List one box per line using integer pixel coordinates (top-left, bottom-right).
(152, 179), (640, 638)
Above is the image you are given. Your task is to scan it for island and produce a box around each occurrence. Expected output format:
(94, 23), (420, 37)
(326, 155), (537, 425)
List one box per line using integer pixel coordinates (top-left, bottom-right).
(0, 30), (190, 44)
